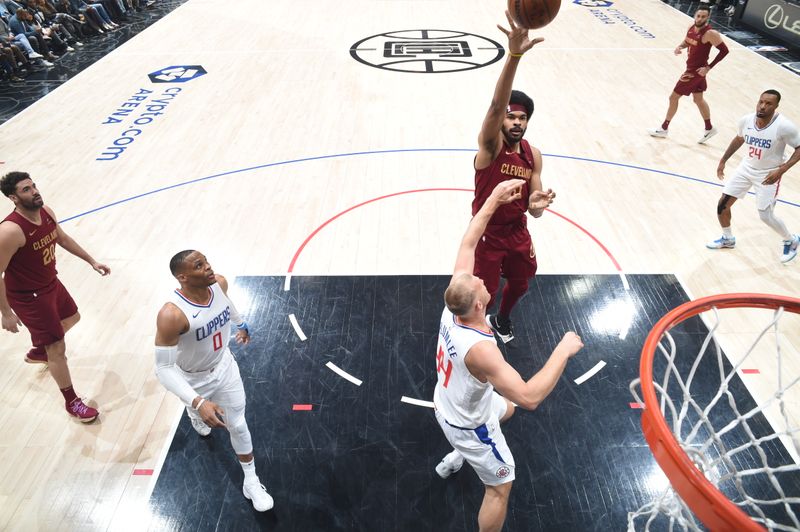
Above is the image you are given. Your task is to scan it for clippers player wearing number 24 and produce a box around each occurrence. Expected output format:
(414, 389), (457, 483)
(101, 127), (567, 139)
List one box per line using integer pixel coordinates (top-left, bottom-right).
(433, 180), (584, 532)
(0, 172), (110, 423)
(708, 90), (800, 263)
(154, 251), (273, 512)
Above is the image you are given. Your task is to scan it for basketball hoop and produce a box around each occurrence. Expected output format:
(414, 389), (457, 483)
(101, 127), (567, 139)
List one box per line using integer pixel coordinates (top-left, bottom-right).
(629, 294), (800, 531)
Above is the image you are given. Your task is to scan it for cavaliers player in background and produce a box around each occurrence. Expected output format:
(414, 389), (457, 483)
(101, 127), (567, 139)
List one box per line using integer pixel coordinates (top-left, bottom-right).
(707, 90), (800, 263)
(433, 179), (583, 531)
(0, 172), (110, 422)
(648, 4), (729, 144)
(472, 10), (555, 344)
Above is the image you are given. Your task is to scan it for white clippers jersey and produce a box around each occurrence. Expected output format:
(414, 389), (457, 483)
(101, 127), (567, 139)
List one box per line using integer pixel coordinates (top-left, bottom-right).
(433, 307), (497, 428)
(738, 113), (800, 171)
(170, 282), (233, 373)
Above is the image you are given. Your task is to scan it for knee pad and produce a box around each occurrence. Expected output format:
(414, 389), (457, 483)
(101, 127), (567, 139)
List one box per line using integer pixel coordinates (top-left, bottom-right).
(228, 415), (253, 455)
(717, 194), (733, 216)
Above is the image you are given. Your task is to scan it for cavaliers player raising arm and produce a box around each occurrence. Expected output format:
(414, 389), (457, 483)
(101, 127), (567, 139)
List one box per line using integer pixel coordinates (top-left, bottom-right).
(433, 179), (583, 532)
(472, 10), (555, 345)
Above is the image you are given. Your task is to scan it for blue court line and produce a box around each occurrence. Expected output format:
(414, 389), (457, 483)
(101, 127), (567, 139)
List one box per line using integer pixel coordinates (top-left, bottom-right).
(59, 148), (799, 223)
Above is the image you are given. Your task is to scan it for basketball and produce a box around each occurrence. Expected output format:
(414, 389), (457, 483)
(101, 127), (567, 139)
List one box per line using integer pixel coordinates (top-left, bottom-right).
(508, 0), (561, 30)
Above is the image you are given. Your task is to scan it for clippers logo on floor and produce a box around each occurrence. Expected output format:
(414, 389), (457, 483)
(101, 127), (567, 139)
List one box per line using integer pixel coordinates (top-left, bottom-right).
(148, 65), (207, 83)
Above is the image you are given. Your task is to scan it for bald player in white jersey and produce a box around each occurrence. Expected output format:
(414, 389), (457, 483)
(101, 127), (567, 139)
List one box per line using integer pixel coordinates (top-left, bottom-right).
(707, 90), (800, 263)
(154, 250), (273, 511)
(433, 179), (584, 532)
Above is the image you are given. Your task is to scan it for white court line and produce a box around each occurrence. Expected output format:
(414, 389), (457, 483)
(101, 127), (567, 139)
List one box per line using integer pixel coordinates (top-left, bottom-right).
(401, 396), (435, 409)
(144, 400), (184, 500)
(288, 313), (307, 341)
(325, 361), (363, 386)
(574, 360), (607, 385)
(620, 272), (630, 291)
(283, 274), (292, 291)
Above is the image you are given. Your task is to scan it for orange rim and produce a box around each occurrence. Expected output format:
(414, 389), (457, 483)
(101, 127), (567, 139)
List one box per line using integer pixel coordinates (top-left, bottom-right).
(639, 293), (800, 532)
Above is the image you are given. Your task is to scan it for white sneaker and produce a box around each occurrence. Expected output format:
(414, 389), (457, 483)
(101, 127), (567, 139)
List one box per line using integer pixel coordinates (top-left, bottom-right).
(75, 41), (84, 46)
(39, 59), (54, 67)
(648, 127), (668, 138)
(435, 450), (464, 479)
(66, 46), (75, 52)
(243, 479), (274, 511)
(698, 127), (718, 144)
(188, 410), (211, 436)
(780, 234), (799, 263)
(28, 51), (43, 59)
(706, 235), (736, 249)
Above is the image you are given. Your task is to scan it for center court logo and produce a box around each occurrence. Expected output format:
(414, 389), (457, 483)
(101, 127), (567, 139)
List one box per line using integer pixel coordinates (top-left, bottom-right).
(148, 65), (207, 83)
(350, 30), (504, 73)
(573, 0), (614, 7)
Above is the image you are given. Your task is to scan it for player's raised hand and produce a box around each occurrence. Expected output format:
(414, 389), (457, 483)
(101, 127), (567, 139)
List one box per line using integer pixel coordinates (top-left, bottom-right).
(499, 10), (544, 55)
(490, 179), (525, 205)
(558, 331), (584, 357)
(529, 188), (555, 211)
(1, 310), (22, 333)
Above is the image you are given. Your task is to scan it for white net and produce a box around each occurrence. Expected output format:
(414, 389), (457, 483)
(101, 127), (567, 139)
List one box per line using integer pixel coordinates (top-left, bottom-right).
(628, 304), (800, 531)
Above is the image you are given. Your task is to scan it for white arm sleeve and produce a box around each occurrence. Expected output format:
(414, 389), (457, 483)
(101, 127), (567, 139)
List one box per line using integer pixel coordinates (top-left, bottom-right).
(228, 297), (244, 327)
(154, 344), (198, 405)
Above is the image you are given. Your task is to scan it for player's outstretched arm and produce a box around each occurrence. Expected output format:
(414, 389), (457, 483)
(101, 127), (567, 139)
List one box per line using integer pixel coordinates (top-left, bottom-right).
(476, 11), (543, 170)
(47, 206), (110, 275)
(0, 222), (24, 333)
(451, 179), (524, 278)
(215, 274), (250, 344)
(470, 332), (583, 410)
(154, 303), (226, 428)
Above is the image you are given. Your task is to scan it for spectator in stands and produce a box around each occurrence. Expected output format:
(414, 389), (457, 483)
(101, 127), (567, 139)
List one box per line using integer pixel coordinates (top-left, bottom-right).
(9, 8), (62, 59)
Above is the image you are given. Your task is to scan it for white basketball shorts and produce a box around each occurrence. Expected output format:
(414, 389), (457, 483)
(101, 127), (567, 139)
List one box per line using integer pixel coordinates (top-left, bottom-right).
(722, 163), (780, 211)
(435, 392), (515, 486)
(181, 349), (247, 424)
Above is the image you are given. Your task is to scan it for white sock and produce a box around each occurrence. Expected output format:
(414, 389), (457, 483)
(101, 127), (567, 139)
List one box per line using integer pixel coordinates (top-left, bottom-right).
(240, 459), (258, 482)
(722, 227), (733, 238)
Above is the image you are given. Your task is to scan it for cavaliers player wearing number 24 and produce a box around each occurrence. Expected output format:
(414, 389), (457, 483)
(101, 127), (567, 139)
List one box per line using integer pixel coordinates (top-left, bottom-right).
(472, 10), (555, 344)
(0, 171), (110, 423)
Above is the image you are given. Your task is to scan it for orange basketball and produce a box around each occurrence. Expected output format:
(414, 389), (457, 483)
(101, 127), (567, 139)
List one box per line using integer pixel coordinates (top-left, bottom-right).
(508, 0), (561, 30)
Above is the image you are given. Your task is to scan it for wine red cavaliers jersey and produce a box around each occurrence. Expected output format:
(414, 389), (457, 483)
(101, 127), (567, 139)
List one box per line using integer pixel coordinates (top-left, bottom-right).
(685, 23), (712, 70)
(472, 140), (534, 230)
(3, 208), (59, 292)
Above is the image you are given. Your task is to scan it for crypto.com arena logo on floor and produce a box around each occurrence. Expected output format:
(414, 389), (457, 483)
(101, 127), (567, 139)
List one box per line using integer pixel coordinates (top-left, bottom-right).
(573, 0), (614, 7)
(350, 30), (504, 73)
(148, 65), (207, 83)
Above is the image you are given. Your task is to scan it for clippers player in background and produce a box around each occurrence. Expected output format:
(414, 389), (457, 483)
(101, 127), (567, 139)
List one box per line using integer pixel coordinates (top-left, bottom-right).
(154, 251), (273, 511)
(707, 90), (800, 263)
(648, 4), (729, 144)
(473, 11), (555, 344)
(434, 179), (583, 532)
(0, 172), (110, 422)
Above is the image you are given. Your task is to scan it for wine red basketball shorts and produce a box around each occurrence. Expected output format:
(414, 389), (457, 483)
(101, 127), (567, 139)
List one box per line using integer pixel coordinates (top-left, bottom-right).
(673, 69), (708, 96)
(6, 278), (78, 347)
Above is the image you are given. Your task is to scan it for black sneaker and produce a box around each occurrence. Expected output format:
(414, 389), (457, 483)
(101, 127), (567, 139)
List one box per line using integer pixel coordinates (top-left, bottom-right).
(487, 314), (514, 343)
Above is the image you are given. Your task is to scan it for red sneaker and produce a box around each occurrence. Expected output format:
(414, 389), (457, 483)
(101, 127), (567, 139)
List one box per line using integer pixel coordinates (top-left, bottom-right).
(66, 398), (98, 423)
(24, 347), (48, 364)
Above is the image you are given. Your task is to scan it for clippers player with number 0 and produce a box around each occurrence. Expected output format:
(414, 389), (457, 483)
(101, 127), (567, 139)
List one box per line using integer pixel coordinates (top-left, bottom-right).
(433, 179), (583, 532)
(154, 250), (273, 511)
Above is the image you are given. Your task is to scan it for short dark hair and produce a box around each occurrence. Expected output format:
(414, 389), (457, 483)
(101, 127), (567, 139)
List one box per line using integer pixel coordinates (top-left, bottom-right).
(1, 171), (31, 197)
(509, 90), (534, 118)
(696, 5), (711, 14)
(763, 89), (781, 103)
(169, 250), (196, 276)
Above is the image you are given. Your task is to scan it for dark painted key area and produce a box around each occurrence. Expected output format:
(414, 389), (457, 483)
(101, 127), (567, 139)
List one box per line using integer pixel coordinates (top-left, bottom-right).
(148, 275), (800, 531)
